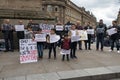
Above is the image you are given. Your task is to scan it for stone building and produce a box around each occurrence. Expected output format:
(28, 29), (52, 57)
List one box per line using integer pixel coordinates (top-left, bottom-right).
(117, 10), (120, 25)
(0, 0), (96, 26)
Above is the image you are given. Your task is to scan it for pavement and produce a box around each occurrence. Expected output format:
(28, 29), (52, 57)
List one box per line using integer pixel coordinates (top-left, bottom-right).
(0, 44), (120, 80)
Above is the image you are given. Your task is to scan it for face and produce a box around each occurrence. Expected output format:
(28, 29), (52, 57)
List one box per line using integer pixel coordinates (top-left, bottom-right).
(64, 36), (68, 39)
(5, 19), (10, 24)
(76, 21), (80, 25)
(99, 20), (103, 24)
(19, 20), (23, 25)
(50, 30), (55, 34)
(71, 25), (76, 30)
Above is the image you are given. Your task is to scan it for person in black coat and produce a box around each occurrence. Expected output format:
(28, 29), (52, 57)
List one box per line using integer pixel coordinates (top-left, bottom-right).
(84, 22), (93, 50)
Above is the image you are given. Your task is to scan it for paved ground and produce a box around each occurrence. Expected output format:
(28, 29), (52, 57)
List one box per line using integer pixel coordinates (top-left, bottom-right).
(0, 44), (120, 79)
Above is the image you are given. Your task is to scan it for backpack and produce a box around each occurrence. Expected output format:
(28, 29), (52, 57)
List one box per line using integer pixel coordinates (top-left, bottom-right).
(62, 39), (70, 50)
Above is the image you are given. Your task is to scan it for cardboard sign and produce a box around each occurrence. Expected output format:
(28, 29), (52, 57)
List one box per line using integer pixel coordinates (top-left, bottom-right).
(19, 39), (38, 64)
(60, 49), (70, 55)
(49, 35), (60, 43)
(87, 29), (94, 34)
(56, 25), (64, 31)
(78, 30), (88, 40)
(15, 25), (24, 31)
(35, 34), (46, 42)
(107, 28), (117, 36)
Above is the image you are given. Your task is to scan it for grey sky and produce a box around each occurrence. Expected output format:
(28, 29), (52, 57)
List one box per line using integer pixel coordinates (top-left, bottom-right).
(71, 0), (120, 26)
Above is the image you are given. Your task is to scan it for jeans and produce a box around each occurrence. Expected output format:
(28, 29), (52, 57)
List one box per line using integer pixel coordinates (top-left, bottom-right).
(96, 34), (104, 50)
(37, 42), (44, 58)
(70, 42), (77, 58)
(110, 39), (119, 51)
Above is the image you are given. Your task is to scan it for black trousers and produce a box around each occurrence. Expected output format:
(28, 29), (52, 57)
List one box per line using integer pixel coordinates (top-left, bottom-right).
(84, 35), (92, 50)
(70, 42), (77, 58)
(3, 32), (14, 51)
(62, 54), (69, 61)
(17, 31), (24, 49)
(78, 41), (82, 49)
(111, 39), (119, 51)
(96, 34), (104, 50)
(48, 43), (56, 59)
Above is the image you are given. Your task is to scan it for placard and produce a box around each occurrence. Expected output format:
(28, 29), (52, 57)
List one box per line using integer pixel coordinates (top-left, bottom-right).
(107, 28), (117, 36)
(71, 36), (80, 42)
(60, 49), (70, 55)
(50, 35), (60, 43)
(15, 25), (24, 31)
(35, 34), (46, 42)
(56, 25), (64, 31)
(87, 29), (94, 34)
(19, 39), (38, 64)
(78, 30), (88, 40)
(39, 24), (54, 34)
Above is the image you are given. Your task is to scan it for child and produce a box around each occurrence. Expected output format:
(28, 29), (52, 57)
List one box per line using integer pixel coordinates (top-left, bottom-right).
(24, 26), (34, 39)
(68, 24), (78, 59)
(34, 28), (44, 59)
(61, 34), (71, 61)
(47, 29), (57, 59)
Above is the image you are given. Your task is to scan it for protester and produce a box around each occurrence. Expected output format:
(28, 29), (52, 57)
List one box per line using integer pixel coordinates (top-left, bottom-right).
(34, 28), (44, 59)
(109, 21), (120, 53)
(84, 22), (93, 50)
(47, 29), (57, 59)
(24, 26), (34, 39)
(68, 24), (78, 59)
(96, 19), (107, 51)
(1, 19), (14, 52)
(76, 21), (83, 50)
(61, 34), (71, 61)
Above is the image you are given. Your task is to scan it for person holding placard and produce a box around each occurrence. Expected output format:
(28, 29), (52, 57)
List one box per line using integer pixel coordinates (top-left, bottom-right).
(96, 19), (107, 51)
(47, 29), (57, 59)
(68, 24), (78, 59)
(84, 22), (93, 50)
(34, 28), (45, 59)
(76, 21), (83, 50)
(25, 26), (34, 39)
(1, 19), (14, 52)
(61, 34), (71, 61)
(109, 21), (120, 53)
(16, 20), (24, 39)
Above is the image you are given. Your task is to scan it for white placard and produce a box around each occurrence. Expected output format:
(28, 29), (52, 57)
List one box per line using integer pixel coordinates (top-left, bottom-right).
(78, 30), (88, 40)
(71, 36), (80, 42)
(50, 35), (60, 43)
(60, 49), (70, 55)
(107, 28), (117, 36)
(15, 25), (24, 31)
(56, 25), (64, 31)
(19, 39), (38, 64)
(35, 34), (46, 42)
(87, 29), (94, 34)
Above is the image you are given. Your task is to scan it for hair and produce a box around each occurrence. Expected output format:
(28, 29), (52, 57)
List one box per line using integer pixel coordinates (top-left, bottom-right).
(64, 33), (68, 37)
(38, 28), (42, 31)
(113, 20), (117, 23)
(51, 28), (56, 32)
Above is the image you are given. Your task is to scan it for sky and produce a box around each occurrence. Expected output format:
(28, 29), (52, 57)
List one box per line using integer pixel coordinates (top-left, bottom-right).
(71, 0), (120, 26)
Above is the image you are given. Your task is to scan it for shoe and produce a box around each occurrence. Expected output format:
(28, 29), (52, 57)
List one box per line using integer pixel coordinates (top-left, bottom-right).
(88, 48), (92, 50)
(4, 50), (8, 52)
(79, 48), (82, 50)
(117, 51), (120, 53)
(74, 56), (77, 59)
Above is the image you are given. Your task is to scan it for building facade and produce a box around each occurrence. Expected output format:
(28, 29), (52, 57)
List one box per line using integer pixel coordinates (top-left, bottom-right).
(117, 10), (120, 25)
(0, 0), (96, 27)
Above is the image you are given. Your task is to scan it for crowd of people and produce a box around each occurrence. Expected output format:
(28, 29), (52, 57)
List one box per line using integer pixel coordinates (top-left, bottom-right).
(0, 19), (120, 61)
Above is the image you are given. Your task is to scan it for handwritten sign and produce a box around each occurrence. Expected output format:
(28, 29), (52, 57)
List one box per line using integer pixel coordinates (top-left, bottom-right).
(35, 34), (46, 42)
(107, 28), (117, 36)
(56, 25), (64, 31)
(71, 36), (80, 42)
(19, 39), (38, 64)
(78, 30), (88, 40)
(15, 25), (24, 31)
(87, 29), (94, 34)
(50, 35), (60, 43)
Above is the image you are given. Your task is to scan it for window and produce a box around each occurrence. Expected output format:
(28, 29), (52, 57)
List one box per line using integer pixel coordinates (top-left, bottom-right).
(47, 5), (52, 12)
(54, 6), (59, 12)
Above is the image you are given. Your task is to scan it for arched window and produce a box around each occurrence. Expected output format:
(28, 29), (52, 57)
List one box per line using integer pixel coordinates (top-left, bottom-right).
(54, 6), (59, 12)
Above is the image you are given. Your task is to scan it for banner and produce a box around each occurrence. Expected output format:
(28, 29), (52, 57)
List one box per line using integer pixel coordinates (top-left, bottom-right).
(49, 35), (60, 43)
(78, 30), (88, 40)
(71, 36), (80, 42)
(19, 39), (38, 64)
(60, 49), (70, 55)
(56, 25), (64, 31)
(15, 25), (24, 31)
(87, 29), (94, 34)
(35, 34), (46, 42)
(107, 28), (117, 36)
(39, 24), (54, 34)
